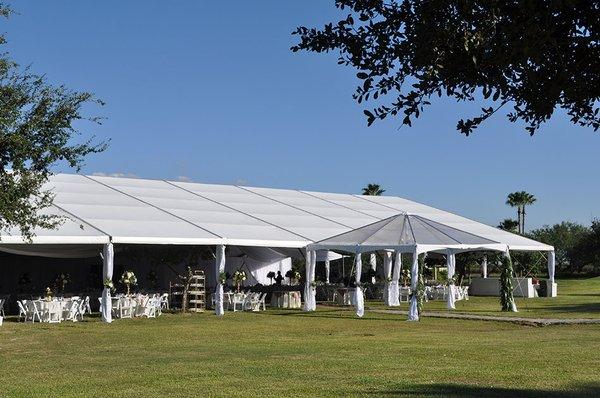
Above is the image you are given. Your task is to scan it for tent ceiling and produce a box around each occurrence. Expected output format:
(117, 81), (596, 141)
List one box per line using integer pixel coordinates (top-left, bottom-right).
(0, 173), (552, 252)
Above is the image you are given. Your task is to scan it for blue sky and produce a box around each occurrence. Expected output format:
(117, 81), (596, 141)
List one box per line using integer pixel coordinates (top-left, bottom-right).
(5, 1), (599, 230)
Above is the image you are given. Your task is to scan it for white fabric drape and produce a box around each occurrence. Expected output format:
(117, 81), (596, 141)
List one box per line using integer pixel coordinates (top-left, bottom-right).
(310, 250), (317, 310)
(303, 249), (316, 311)
(548, 251), (555, 283)
(383, 252), (393, 306)
(388, 251), (401, 306)
(354, 253), (364, 317)
(215, 244), (226, 316)
(482, 255), (488, 278)
(325, 258), (330, 284)
(303, 249), (312, 311)
(446, 250), (456, 310)
(408, 247), (419, 321)
(101, 242), (114, 323)
(369, 253), (377, 283)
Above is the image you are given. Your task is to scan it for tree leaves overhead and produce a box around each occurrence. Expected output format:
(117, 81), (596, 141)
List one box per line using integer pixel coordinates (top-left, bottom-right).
(0, 4), (107, 240)
(292, 0), (600, 135)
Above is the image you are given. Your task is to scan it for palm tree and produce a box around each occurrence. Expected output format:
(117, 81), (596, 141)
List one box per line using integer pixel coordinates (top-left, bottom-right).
(497, 218), (520, 233)
(362, 183), (385, 196)
(505, 191), (537, 234)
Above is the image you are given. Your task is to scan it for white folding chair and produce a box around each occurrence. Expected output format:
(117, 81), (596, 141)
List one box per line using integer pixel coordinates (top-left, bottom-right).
(142, 297), (157, 318)
(257, 293), (267, 311)
(399, 287), (411, 303)
(82, 296), (91, 315)
(46, 301), (62, 324)
(30, 301), (45, 323)
(17, 300), (28, 322)
(135, 296), (148, 317)
(244, 293), (262, 312)
(0, 298), (5, 317)
(62, 300), (79, 322)
(232, 293), (245, 312)
(76, 299), (87, 321)
(462, 286), (469, 301)
(159, 293), (169, 310)
(119, 297), (134, 319)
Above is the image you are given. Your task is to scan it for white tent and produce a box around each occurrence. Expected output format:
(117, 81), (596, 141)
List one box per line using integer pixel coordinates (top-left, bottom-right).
(307, 213), (515, 319)
(1, 174), (552, 251)
(0, 173), (555, 321)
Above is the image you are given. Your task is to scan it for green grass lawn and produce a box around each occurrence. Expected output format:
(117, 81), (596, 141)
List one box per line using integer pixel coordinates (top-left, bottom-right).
(1, 278), (599, 398)
(369, 277), (600, 319)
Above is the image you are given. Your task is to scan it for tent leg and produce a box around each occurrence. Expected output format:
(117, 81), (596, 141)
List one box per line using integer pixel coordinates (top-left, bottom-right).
(369, 253), (377, 284)
(101, 242), (114, 323)
(407, 247), (419, 321)
(389, 251), (401, 307)
(215, 244), (226, 315)
(446, 250), (456, 310)
(383, 252), (393, 306)
(482, 255), (488, 278)
(354, 253), (364, 317)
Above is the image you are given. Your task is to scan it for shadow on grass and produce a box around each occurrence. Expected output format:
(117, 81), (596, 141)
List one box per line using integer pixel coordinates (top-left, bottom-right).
(254, 308), (424, 323)
(372, 382), (600, 398)
(546, 302), (600, 314)
(562, 293), (600, 297)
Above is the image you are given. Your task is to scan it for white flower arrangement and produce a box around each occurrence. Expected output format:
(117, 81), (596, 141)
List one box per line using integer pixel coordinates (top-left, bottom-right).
(119, 270), (137, 295)
(233, 269), (247, 283)
(233, 269), (247, 292)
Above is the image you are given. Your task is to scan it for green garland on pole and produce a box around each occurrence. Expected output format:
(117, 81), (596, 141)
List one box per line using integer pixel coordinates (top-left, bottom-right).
(500, 253), (518, 312)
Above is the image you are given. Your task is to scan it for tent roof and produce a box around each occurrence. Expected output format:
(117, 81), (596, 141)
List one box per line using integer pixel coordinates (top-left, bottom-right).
(308, 213), (506, 253)
(0, 173), (553, 252)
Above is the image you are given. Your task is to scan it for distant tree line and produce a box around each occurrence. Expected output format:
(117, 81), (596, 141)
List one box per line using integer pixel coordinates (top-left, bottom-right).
(529, 221), (600, 276)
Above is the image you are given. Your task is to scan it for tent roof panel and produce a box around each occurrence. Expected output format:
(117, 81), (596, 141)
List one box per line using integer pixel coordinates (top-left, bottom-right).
(357, 195), (552, 251)
(1, 174), (552, 251)
(88, 176), (306, 243)
(310, 214), (503, 252)
(0, 204), (108, 244)
(301, 191), (400, 219)
(44, 174), (220, 243)
(242, 186), (378, 228)
(170, 181), (351, 241)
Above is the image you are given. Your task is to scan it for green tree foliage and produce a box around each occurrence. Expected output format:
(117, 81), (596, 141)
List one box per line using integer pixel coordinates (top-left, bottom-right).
(498, 218), (519, 233)
(292, 1), (600, 135)
(361, 183), (385, 195)
(454, 251), (488, 284)
(529, 222), (590, 274)
(574, 220), (600, 275)
(0, 4), (106, 240)
(506, 191), (536, 234)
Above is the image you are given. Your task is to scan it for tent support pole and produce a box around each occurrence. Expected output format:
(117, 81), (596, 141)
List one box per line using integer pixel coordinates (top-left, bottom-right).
(215, 244), (226, 315)
(101, 242), (114, 323)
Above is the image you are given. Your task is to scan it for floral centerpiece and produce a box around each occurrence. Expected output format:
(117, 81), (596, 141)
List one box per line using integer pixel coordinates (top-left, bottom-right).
(232, 269), (247, 292)
(44, 287), (53, 301)
(119, 270), (137, 296)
